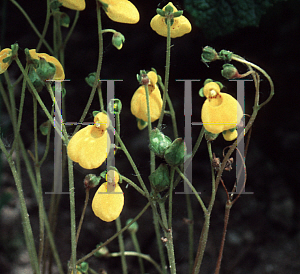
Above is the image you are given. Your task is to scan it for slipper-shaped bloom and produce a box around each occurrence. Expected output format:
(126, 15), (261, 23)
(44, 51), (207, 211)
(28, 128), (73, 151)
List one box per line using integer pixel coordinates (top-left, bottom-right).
(92, 170), (124, 222)
(131, 71), (162, 124)
(0, 48), (12, 74)
(201, 82), (243, 141)
(58, 0), (85, 11)
(67, 112), (111, 169)
(150, 2), (192, 38)
(29, 49), (65, 80)
(100, 0), (139, 24)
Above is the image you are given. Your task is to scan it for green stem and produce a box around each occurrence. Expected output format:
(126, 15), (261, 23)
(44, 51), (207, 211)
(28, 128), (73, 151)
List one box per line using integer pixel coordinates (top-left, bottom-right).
(109, 251), (163, 274)
(159, 202), (176, 274)
(62, 11), (80, 50)
(9, 0), (53, 54)
(168, 167), (175, 229)
(185, 193), (194, 274)
(0, 139), (40, 273)
(116, 217), (128, 274)
(76, 189), (90, 243)
(157, 17), (171, 129)
(120, 175), (145, 196)
(68, 157), (77, 273)
(97, 86), (104, 112)
(129, 232), (145, 274)
(76, 202), (151, 264)
(36, 0), (51, 52)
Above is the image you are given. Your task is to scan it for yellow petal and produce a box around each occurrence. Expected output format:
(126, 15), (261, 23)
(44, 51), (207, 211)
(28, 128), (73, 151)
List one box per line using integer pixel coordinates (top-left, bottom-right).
(92, 182), (124, 222)
(150, 2), (192, 38)
(222, 130), (238, 141)
(131, 85), (162, 122)
(201, 93), (243, 134)
(102, 0), (139, 24)
(58, 0), (86, 11)
(0, 48), (12, 74)
(67, 124), (111, 169)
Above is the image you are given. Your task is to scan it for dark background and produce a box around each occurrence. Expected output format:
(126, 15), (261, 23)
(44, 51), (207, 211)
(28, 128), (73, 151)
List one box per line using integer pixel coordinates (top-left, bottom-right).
(1, 0), (300, 273)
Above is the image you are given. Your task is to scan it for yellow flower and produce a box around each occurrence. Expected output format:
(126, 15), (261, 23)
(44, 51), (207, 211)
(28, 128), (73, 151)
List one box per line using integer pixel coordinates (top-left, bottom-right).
(29, 49), (65, 80)
(150, 2), (192, 38)
(201, 82), (243, 141)
(67, 112), (111, 169)
(92, 170), (124, 222)
(101, 0), (139, 24)
(0, 48), (12, 74)
(58, 0), (86, 11)
(131, 71), (162, 124)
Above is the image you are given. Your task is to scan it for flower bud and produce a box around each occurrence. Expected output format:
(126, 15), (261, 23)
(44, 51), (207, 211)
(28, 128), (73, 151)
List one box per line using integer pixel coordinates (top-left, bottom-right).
(112, 32), (125, 50)
(126, 219), (139, 233)
(149, 128), (172, 158)
(149, 164), (170, 192)
(94, 243), (109, 257)
(164, 138), (186, 166)
(28, 66), (45, 92)
(39, 120), (51, 135)
(60, 12), (70, 28)
(201, 46), (218, 63)
(221, 64), (241, 79)
(218, 50), (233, 62)
(108, 98), (122, 114)
(85, 72), (100, 88)
(77, 262), (89, 273)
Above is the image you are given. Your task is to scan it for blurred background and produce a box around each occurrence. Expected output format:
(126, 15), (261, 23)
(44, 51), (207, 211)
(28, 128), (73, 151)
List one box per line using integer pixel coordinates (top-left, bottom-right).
(1, 0), (300, 273)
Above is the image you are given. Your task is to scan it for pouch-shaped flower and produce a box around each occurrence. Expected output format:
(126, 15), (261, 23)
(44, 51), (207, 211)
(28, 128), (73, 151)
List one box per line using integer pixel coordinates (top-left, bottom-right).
(0, 48), (12, 74)
(201, 82), (243, 141)
(101, 0), (139, 24)
(67, 112), (111, 169)
(131, 71), (162, 123)
(150, 2), (192, 38)
(92, 171), (124, 222)
(29, 49), (65, 80)
(59, 0), (86, 10)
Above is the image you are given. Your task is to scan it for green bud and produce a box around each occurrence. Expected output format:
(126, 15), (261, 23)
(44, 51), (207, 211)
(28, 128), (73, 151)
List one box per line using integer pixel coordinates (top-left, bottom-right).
(201, 46), (218, 63)
(85, 72), (99, 88)
(94, 243), (109, 257)
(137, 118), (147, 130)
(164, 138), (186, 166)
(156, 8), (165, 16)
(60, 12), (70, 28)
(149, 128), (172, 157)
(218, 50), (233, 62)
(84, 174), (101, 189)
(39, 120), (51, 135)
(112, 32), (125, 50)
(126, 219), (139, 233)
(36, 57), (56, 81)
(50, 0), (62, 10)
(149, 164), (170, 192)
(11, 43), (19, 56)
(221, 64), (240, 79)
(28, 66), (45, 93)
(173, 11), (183, 17)
(165, 4), (174, 13)
(108, 98), (122, 114)
(77, 262), (89, 273)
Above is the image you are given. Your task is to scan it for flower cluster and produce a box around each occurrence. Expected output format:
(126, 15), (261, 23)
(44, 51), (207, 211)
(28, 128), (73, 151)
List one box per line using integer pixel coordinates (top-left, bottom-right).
(92, 170), (124, 222)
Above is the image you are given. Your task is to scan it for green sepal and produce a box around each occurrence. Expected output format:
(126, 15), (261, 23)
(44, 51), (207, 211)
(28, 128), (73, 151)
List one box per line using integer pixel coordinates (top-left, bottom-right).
(28, 66), (45, 93)
(92, 111), (100, 117)
(173, 11), (183, 17)
(39, 120), (51, 135)
(149, 164), (170, 192)
(137, 118), (147, 130)
(98, 0), (109, 12)
(36, 58), (56, 81)
(10, 43), (19, 56)
(221, 64), (239, 79)
(156, 8), (165, 16)
(164, 4), (174, 13)
(201, 46), (218, 63)
(136, 73), (141, 83)
(99, 170), (107, 179)
(165, 18), (174, 26)
(218, 50), (233, 62)
(164, 138), (186, 166)
(126, 219), (139, 233)
(199, 87), (204, 97)
(149, 128), (172, 158)
(84, 174), (101, 189)
(204, 129), (219, 141)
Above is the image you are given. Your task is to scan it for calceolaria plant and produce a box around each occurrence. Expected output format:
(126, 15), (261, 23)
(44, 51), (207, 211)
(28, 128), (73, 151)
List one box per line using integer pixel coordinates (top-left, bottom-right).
(0, 1), (274, 274)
